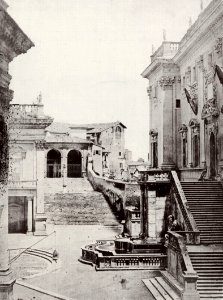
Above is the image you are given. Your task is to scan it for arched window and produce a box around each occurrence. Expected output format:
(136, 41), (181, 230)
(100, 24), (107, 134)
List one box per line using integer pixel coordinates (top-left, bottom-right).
(189, 119), (200, 168)
(179, 124), (188, 168)
(47, 149), (61, 178)
(67, 149), (82, 178)
(115, 126), (122, 139)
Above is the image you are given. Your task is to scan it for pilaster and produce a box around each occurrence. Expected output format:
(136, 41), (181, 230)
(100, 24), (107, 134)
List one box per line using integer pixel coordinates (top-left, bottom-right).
(35, 141), (47, 235)
(159, 77), (176, 170)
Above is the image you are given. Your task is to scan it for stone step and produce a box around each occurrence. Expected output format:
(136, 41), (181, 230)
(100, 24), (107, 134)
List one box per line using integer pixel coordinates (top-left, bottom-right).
(143, 277), (180, 300)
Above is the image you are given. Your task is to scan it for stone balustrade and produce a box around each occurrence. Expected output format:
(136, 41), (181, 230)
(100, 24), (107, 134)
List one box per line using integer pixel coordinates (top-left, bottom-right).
(96, 254), (167, 270)
(138, 169), (170, 183)
(166, 231), (200, 300)
(170, 171), (200, 245)
(88, 162), (140, 211)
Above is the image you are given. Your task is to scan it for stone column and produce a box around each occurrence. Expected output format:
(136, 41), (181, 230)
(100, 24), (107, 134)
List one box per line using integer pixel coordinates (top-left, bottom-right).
(147, 190), (156, 241)
(27, 197), (33, 234)
(0, 87), (15, 299)
(159, 77), (176, 170)
(35, 141), (47, 235)
(140, 184), (148, 238)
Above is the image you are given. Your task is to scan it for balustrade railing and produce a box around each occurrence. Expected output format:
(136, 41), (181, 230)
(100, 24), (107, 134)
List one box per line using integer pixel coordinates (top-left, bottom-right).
(10, 104), (44, 119)
(166, 231), (199, 298)
(138, 169), (170, 183)
(170, 171), (200, 245)
(96, 254), (167, 270)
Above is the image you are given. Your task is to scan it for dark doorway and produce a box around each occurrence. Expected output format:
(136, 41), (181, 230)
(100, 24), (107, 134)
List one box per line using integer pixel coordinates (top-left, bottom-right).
(47, 149), (61, 178)
(67, 149), (82, 177)
(193, 135), (199, 167)
(210, 132), (216, 178)
(8, 196), (27, 233)
(152, 142), (158, 168)
(182, 138), (187, 167)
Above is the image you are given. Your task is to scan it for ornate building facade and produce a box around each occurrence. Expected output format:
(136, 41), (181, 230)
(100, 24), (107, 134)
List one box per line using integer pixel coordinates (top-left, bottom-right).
(8, 99), (129, 235)
(142, 0), (223, 182)
(0, 0), (33, 298)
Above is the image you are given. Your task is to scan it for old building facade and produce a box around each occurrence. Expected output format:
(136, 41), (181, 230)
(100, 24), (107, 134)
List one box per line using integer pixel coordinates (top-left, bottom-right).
(142, 0), (223, 182)
(0, 0), (33, 298)
(8, 99), (129, 235)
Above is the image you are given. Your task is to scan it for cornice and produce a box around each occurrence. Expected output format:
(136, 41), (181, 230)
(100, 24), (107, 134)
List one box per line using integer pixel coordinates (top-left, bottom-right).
(0, 10), (34, 60)
(174, 0), (223, 64)
(141, 58), (176, 79)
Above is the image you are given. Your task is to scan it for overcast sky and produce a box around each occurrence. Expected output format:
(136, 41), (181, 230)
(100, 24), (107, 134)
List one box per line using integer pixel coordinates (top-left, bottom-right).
(7, 0), (211, 160)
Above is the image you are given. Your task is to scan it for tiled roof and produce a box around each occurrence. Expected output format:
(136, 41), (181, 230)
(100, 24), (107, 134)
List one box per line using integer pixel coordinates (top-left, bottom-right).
(45, 133), (91, 144)
(46, 121), (126, 135)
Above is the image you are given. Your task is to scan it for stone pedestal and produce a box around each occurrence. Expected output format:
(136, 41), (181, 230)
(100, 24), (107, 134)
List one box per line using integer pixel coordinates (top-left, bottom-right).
(34, 214), (47, 236)
(0, 271), (15, 300)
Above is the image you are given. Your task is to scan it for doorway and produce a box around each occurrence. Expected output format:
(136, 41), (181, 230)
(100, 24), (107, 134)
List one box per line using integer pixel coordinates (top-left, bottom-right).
(67, 149), (82, 177)
(210, 132), (216, 178)
(8, 196), (27, 233)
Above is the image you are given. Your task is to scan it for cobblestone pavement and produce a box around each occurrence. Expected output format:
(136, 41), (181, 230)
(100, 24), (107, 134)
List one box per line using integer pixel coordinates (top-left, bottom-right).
(12, 225), (157, 300)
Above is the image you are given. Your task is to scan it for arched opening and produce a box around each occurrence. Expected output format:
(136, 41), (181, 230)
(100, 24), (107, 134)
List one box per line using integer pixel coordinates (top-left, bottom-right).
(182, 138), (187, 167)
(210, 132), (216, 178)
(67, 149), (82, 177)
(115, 126), (122, 139)
(192, 135), (199, 167)
(47, 149), (61, 178)
(151, 142), (158, 168)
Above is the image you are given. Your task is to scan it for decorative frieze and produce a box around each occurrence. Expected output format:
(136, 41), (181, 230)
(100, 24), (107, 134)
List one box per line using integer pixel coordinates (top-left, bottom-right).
(35, 140), (46, 150)
(209, 123), (218, 136)
(147, 86), (152, 97)
(158, 76), (175, 89)
(179, 124), (188, 139)
(0, 10), (34, 61)
(214, 37), (222, 57)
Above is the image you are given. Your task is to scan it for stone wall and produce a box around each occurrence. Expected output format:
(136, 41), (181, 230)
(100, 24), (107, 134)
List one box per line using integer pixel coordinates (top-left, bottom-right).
(88, 163), (140, 216)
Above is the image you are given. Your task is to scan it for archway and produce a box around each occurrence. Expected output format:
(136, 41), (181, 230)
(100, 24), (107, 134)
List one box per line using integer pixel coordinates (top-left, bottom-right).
(193, 135), (199, 167)
(210, 132), (216, 178)
(67, 149), (82, 177)
(47, 149), (61, 178)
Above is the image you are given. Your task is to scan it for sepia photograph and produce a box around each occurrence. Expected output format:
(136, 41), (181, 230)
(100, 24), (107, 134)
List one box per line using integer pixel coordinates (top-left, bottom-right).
(0, 0), (223, 299)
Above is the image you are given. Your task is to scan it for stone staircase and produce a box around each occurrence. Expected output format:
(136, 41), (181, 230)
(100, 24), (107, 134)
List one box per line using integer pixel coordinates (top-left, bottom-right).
(181, 181), (223, 299)
(143, 276), (181, 300)
(45, 179), (121, 228)
(181, 181), (223, 244)
(189, 251), (223, 299)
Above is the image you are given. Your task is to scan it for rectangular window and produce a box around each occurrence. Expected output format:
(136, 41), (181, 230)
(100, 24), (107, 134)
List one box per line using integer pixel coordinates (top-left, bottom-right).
(176, 99), (181, 108)
(120, 163), (123, 169)
(119, 152), (122, 156)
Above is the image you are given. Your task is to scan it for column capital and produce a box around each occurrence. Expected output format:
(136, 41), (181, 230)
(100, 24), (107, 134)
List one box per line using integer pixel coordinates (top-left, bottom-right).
(158, 76), (175, 89)
(35, 140), (45, 150)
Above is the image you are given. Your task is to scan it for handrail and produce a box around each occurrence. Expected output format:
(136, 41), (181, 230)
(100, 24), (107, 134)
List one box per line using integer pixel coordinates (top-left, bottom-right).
(167, 231), (199, 299)
(171, 170), (199, 233)
(9, 231), (56, 264)
(167, 231), (197, 274)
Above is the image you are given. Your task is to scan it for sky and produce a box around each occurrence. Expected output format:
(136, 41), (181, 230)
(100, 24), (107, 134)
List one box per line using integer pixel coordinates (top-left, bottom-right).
(7, 0), (211, 160)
